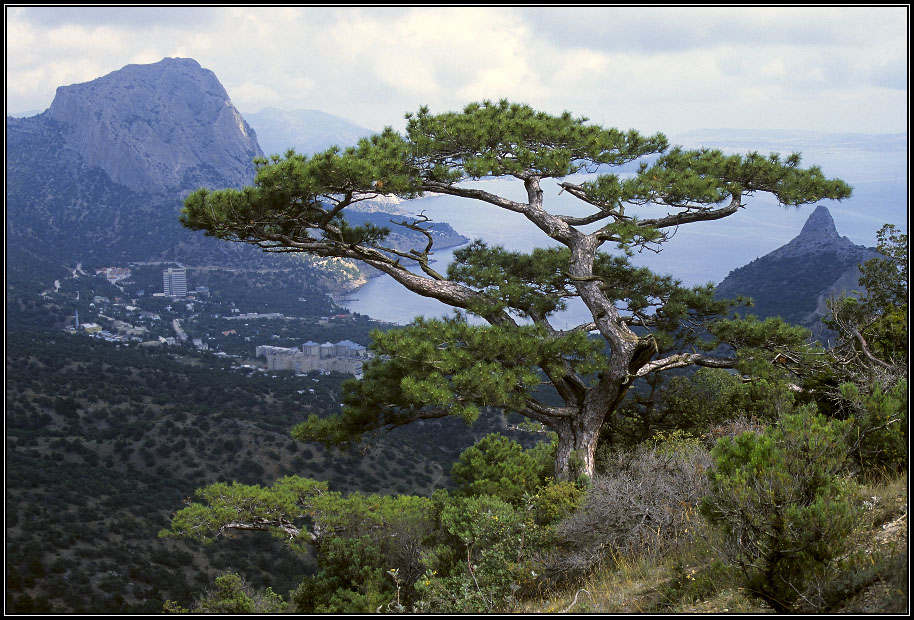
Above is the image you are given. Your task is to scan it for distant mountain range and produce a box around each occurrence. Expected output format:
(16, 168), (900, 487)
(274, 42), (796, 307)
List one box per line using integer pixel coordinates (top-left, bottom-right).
(242, 107), (375, 156)
(715, 205), (880, 341)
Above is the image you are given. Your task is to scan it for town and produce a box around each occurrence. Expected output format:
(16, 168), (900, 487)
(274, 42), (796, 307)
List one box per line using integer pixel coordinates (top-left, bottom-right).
(63, 263), (385, 378)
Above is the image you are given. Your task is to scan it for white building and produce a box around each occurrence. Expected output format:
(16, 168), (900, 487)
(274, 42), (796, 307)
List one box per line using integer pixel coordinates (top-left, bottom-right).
(162, 267), (187, 298)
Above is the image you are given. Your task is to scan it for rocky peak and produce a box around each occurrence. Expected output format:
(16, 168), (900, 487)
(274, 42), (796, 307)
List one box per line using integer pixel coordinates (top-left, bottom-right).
(798, 204), (841, 242)
(46, 57), (262, 194)
(767, 205), (857, 259)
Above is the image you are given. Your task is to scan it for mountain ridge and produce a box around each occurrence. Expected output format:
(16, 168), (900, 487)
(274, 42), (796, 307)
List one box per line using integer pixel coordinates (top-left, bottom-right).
(242, 107), (375, 156)
(5, 57), (356, 295)
(5, 57), (465, 293)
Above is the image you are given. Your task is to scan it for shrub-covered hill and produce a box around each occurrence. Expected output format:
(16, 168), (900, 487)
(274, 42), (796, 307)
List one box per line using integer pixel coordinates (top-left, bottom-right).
(4, 327), (531, 613)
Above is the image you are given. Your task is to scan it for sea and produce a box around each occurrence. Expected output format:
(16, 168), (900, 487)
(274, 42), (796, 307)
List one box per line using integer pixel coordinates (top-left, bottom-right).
(343, 130), (907, 327)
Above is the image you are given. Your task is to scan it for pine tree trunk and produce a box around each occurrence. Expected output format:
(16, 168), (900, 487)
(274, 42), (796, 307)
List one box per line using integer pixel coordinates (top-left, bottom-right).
(553, 420), (600, 481)
(551, 378), (627, 480)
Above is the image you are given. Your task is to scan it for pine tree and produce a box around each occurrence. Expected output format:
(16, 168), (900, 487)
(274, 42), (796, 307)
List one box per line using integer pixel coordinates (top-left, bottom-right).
(181, 100), (851, 478)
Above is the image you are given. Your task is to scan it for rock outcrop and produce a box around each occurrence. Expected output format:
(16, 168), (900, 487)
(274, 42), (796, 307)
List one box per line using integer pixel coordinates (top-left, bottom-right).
(6, 57), (466, 292)
(6, 58), (269, 266)
(46, 57), (262, 194)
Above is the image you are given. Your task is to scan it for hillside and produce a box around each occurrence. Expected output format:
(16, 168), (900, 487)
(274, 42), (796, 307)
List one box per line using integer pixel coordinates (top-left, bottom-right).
(5, 314), (538, 613)
(516, 470), (907, 614)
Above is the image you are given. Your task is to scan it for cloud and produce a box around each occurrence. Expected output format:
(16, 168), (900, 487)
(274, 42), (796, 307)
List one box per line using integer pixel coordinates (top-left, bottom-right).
(16, 6), (218, 30)
(522, 6), (905, 54)
(5, 6), (907, 134)
(868, 58), (907, 91)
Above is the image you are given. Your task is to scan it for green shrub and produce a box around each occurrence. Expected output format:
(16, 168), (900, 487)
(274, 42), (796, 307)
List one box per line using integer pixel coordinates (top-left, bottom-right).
(527, 479), (585, 527)
(286, 491), (435, 613)
(290, 536), (391, 613)
(416, 493), (549, 613)
(700, 405), (861, 612)
(164, 572), (286, 613)
(841, 379), (907, 474)
(450, 433), (552, 504)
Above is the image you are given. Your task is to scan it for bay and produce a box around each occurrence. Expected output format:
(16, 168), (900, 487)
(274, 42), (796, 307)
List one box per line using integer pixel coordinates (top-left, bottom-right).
(343, 131), (907, 326)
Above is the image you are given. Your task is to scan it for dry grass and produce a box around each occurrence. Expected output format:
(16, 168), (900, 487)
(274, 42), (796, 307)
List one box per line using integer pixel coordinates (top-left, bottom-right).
(540, 439), (711, 587)
(823, 472), (908, 614)
(516, 552), (763, 614)
(513, 471), (907, 614)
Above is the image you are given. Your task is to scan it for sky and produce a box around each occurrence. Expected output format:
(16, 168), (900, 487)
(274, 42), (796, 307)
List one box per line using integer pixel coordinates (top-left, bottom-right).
(5, 5), (909, 136)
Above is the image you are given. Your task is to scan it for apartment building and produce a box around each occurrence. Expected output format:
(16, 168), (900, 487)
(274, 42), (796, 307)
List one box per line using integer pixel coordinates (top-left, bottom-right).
(257, 340), (369, 377)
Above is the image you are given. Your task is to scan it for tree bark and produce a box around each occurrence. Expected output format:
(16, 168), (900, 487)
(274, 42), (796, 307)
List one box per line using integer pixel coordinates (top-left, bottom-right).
(551, 379), (626, 480)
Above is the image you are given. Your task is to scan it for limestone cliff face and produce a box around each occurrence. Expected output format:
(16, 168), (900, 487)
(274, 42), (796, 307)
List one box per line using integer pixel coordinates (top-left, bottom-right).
(7, 57), (463, 291)
(716, 206), (880, 339)
(7, 58), (269, 266)
(46, 57), (262, 194)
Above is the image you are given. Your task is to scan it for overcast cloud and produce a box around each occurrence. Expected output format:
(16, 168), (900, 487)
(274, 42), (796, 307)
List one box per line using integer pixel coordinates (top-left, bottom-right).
(5, 6), (908, 135)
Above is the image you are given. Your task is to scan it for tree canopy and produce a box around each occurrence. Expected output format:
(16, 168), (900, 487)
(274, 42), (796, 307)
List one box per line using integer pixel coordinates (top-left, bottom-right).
(181, 99), (852, 478)
(827, 223), (908, 377)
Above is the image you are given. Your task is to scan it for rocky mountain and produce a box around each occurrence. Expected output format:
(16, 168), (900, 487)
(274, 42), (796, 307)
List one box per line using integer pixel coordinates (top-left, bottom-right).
(6, 58), (465, 290)
(243, 107), (375, 156)
(3, 59), (366, 300)
(715, 205), (881, 340)
(6, 58), (270, 269)
(45, 57), (262, 194)
(762, 205), (869, 262)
